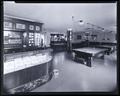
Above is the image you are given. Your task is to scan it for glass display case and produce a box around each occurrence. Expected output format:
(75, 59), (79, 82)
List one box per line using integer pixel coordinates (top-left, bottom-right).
(3, 48), (53, 93)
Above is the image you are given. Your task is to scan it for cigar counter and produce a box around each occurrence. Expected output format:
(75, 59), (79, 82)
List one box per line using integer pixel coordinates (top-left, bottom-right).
(3, 49), (54, 93)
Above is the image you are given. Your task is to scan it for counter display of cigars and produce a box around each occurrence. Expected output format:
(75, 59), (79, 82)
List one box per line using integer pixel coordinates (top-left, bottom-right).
(4, 49), (53, 75)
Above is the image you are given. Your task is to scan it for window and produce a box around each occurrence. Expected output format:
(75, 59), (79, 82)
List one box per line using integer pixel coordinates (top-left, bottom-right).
(91, 35), (97, 40)
(85, 32), (90, 36)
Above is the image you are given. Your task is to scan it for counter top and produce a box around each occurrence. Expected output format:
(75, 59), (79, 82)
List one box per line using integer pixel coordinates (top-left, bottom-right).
(4, 48), (53, 61)
(3, 48), (53, 75)
(4, 55), (53, 75)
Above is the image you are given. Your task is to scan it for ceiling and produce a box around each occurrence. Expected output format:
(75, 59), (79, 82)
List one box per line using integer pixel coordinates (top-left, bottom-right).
(4, 2), (117, 33)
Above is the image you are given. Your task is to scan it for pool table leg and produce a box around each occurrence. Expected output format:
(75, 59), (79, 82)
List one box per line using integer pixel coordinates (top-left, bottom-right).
(100, 52), (105, 59)
(107, 52), (110, 55)
(100, 55), (104, 59)
(86, 56), (92, 67)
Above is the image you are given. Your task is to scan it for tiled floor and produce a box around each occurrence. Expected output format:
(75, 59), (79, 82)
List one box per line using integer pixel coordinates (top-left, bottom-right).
(31, 51), (117, 92)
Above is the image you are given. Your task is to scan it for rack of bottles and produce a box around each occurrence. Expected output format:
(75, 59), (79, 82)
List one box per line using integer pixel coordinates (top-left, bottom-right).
(4, 15), (45, 53)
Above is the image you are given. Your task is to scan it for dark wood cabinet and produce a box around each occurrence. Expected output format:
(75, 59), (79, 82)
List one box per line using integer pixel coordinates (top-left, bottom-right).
(3, 61), (53, 92)
(4, 16), (44, 53)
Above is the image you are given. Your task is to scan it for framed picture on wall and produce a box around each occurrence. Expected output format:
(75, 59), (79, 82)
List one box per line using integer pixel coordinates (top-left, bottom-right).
(35, 26), (40, 31)
(29, 25), (34, 30)
(4, 21), (13, 29)
(16, 23), (26, 29)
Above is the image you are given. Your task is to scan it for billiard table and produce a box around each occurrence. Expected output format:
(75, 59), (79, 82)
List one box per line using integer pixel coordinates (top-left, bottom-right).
(95, 45), (116, 55)
(72, 47), (108, 67)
